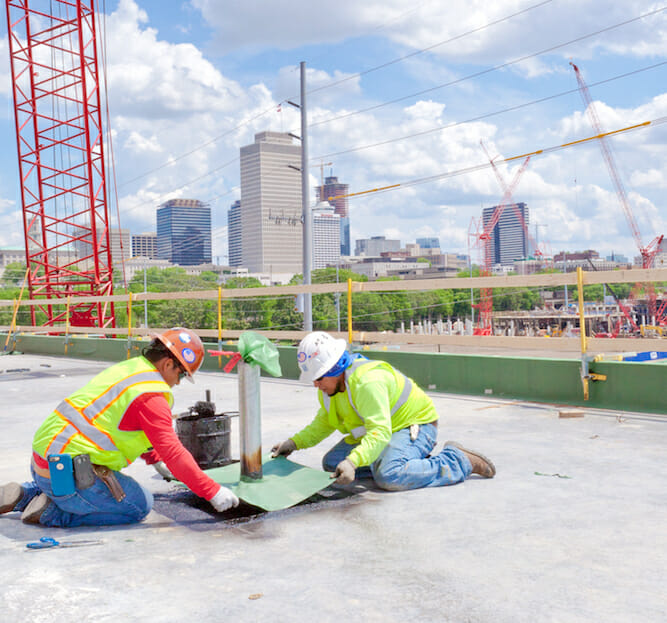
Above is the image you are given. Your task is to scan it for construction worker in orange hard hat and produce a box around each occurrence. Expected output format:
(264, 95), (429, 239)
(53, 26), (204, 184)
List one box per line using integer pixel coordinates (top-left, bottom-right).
(272, 331), (495, 490)
(0, 327), (239, 528)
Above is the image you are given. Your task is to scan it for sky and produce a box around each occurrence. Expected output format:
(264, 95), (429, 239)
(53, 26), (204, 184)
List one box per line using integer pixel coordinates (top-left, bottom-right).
(0, 0), (665, 266)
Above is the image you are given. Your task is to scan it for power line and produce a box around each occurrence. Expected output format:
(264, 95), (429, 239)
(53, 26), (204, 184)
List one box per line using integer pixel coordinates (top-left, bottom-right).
(326, 116), (666, 201)
(307, 5), (667, 129)
(313, 61), (667, 161)
(112, 5), (665, 205)
(115, 0), (556, 189)
(306, 0), (555, 96)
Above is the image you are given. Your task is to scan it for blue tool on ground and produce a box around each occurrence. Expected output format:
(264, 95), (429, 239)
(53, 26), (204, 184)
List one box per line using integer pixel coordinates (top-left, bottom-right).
(26, 536), (103, 550)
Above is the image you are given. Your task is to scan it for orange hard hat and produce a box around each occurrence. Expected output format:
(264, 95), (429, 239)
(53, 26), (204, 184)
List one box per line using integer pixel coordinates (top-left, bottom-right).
(153, 327), (204, 383)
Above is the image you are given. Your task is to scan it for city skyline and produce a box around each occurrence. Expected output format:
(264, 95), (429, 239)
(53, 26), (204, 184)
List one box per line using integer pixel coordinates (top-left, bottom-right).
(0, 2), (662, 267)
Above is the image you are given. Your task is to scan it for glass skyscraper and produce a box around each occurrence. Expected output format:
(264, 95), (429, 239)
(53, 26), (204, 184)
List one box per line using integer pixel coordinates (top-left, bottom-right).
(482, 202), (529, 265)
(227, 199), (242, 267)
(156, 199), (211, 266)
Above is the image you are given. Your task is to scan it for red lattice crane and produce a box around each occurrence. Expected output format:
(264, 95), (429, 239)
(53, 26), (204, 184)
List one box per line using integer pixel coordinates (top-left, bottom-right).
(481, 141), (552, 270)
(5, 0), (115, 328)
(570, 61), (663, 324)
(470, 154), (531, 335)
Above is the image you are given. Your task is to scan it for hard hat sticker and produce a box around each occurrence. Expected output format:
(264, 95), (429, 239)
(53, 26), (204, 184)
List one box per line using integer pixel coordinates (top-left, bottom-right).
(179, 332), (192, 343)
(182, 347), (196, 363)
(297, 351), (306, 363)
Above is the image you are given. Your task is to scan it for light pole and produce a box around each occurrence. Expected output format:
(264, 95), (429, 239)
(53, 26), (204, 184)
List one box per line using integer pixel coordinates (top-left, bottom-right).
(287, 62), (312, 331)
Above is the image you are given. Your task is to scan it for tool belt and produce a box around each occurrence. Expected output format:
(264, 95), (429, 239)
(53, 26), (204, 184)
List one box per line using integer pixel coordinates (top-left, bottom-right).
(92, 464), (126, 502)
(31, 457), (51, 479)
(32, 455), (126, 502)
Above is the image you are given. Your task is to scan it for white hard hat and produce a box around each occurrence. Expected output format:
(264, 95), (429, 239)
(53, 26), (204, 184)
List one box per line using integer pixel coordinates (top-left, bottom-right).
(297, 331), (347, 383)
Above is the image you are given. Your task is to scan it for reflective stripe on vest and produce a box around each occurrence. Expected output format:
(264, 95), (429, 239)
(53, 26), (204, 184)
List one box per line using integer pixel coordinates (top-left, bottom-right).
(322, 359), (413, 439)
(46, 370), (166, 456)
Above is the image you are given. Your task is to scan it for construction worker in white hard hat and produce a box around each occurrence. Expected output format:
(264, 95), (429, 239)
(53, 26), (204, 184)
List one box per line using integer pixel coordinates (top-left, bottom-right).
(0, 328), (239, 527)
(272, 331), (495, 489)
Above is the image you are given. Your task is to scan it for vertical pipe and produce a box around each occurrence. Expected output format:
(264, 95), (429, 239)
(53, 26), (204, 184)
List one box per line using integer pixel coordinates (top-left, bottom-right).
(576, 267), (587, 354)
(143, 267), (148, 328)
(347, 277), (353, 344)
(217, 286), (223, 368)
(127, 292), (132, 359)
(238, 360), (262, 481)
(300, 61), (313, 331)
(64, 296), (71, 355)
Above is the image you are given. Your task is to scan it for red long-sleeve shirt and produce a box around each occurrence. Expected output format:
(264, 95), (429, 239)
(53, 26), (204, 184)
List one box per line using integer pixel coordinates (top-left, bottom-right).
(119, 393), (221, 501)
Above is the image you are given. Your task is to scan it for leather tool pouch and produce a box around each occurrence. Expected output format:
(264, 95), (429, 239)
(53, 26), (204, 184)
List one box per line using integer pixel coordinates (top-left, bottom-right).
(92, 464), (126, 502)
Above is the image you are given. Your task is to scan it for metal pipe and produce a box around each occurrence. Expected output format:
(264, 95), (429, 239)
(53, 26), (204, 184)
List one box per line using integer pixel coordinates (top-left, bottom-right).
(238, 360), (262, 481)
(300, 61), (313, 331)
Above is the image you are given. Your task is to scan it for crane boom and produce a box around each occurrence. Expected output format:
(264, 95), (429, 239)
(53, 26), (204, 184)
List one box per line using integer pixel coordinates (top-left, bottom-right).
(472, 154), (530, 334)
(571, 61), (664, 323)
(570, 62), (647, 259)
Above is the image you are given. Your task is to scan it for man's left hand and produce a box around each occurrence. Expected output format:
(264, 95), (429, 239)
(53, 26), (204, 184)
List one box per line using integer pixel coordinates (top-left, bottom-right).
(333, 458), (356, 485)
(153, 461), (174, 481)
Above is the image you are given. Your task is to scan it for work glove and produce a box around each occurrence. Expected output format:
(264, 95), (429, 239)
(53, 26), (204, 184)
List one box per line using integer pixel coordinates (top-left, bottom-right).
(333, 458), (356, 485)
(209, 486), (240, 512)
(153, 461), (174, 481)
(271, 438), (296, 458)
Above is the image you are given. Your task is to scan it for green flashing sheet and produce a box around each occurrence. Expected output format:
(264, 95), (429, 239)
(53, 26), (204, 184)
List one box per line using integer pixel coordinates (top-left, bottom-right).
(178, 454), (333, 512)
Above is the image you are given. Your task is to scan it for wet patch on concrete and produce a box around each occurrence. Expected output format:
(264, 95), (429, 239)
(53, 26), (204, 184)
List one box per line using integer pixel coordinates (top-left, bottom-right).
(152, 486), (363, 532)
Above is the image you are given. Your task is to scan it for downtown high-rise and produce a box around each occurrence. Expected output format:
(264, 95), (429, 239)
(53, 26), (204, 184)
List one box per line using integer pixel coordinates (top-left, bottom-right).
(482, 202), (529, 265)
(316, 175), (350, 256)
(239, 132), (302, 275)
(156, 199), (211, 265)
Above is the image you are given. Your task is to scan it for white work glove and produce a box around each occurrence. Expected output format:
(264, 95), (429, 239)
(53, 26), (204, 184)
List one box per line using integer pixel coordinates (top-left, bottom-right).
(333, 458), (356, 485)
(209, 486), (240, 512)
(153, 461), (174, 481)
(271, 438), (296, 458)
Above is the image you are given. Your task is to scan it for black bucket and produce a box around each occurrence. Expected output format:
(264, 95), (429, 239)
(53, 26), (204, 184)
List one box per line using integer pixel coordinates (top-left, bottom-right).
(176, 411), (237, 470)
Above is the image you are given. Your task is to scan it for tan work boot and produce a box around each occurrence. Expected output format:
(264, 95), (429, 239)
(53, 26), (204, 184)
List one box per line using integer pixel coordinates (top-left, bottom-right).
(0, 482), (23, 514)
(21, 493), (51, 524)
(446, 441), (496, 478)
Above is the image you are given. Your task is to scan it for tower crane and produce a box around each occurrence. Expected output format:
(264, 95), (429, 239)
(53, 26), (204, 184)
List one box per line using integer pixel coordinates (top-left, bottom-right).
(5, 0), (115, 328)
(480, 141), (552, 270)
(471, 155), (531, 335)
(570, 61), (663, 324)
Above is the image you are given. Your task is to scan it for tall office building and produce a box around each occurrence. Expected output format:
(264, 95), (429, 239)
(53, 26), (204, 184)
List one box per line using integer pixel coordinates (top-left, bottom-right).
(316, 175), (350, 255)
(227, 199), (242, 267)
(132, 232), (157, 259)
(239, 132), (302, 274)
(416, 237), (440, 249)
(157, 199), (211, 266)
(312, 202), (341, 269)
(482, 202), (529, 265)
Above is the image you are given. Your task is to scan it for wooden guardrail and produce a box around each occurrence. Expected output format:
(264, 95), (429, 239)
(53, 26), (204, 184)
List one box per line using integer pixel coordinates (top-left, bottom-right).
(1, 267), (666, 354)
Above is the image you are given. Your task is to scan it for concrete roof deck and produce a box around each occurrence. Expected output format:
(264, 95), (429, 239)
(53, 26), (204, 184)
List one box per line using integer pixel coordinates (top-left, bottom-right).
(0, 353), (665, 622)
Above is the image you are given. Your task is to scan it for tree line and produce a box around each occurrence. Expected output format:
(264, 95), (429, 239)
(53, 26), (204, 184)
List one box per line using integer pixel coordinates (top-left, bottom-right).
(0, 262), (641, 332)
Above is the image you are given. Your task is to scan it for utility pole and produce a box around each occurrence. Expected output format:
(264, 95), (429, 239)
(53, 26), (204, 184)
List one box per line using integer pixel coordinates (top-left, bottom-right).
(287, 61), (313, 331)
(300, 62), (313, 331)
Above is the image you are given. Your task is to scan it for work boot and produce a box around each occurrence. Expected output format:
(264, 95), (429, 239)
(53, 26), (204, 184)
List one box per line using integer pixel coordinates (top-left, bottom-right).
(21, 493), (51, 524)
(446, 441), (496, 478)
(0, 482), (23, 514)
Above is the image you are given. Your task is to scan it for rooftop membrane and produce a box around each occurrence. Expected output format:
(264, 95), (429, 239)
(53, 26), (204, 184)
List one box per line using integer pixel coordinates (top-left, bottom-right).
(0, 354), (664, 622)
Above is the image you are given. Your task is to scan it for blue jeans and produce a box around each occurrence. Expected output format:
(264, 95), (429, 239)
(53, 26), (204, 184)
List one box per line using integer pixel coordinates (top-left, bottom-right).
(322, 423), (472, 491)
(15, 466), (153, 527)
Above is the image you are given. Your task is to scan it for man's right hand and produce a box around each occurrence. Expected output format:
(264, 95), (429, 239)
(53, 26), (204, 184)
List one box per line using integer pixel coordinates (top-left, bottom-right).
(209, 486), (240, 512)
(271, 439), (296, 458)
